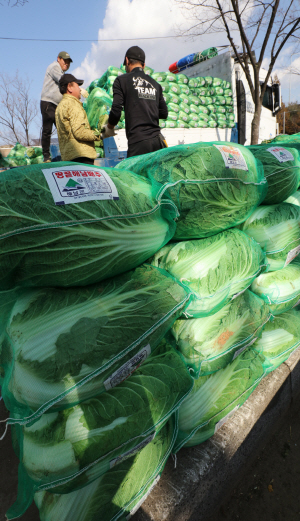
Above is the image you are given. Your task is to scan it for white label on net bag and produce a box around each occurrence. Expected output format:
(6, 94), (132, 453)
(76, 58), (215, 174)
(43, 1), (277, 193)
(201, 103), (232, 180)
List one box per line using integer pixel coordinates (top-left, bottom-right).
(232, 337), (258, 361)
(126, 476), (161, 519)
(214, 145), (248, 170)
(42, 165), (119, 205)
(267, 147), (294, 163)
(214, 405), (240, 434)
(104, 344), (151, 391)
(284, 245), (300, 267)
(110, 432), (156, 469)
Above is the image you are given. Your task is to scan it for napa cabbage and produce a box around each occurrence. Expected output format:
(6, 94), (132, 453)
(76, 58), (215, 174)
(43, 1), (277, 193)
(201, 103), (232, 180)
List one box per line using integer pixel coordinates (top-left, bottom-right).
(174, 349), (265, 451)
(116, 142), (266, 239)
(251, 258), (300, 314)
(0, 162), (177, 290)
(150, 229), (266, 318)
(170, 290), (271, 376)
(33, 419), (175, 521)
(247, 145), (300, 204)
(253, 309), (300, 373)
(240, 203), (300, 270)
(0, 265), (191, 424)
(17, 342), (193, 495)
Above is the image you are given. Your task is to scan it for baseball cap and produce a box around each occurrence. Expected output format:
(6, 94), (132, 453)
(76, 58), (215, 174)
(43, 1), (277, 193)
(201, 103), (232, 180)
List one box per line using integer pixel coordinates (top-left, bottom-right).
(58, 51), (73, 62)
(123, 46), (145, 65)
(59, 74), (84, 86)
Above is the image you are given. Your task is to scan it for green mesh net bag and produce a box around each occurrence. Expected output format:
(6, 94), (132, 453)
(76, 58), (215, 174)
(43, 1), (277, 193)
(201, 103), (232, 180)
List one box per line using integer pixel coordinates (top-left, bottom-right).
(240, 203), (300, 271)
(0, 162), (177, 290)
(178, 84), (190, 95)
(253, 309), (300, 374)
(85, 87), (112, 129)
(176, 120), (189, 128)
(151, 72), (167, 82)
(169, 290), (271, 377)
(116, 142), (267, 239)
(251, 258), (300, 314)
(262, 132), (300, 145)
(247, 145), (300, 204)
(167, 111), (178, 121)
(6, 342), (193, 518)
(176, 73), (189, 84)
(0, 264), (192, 424)
(178, 93), (189, 105)
(174, 349), (265, 451)
(149, 229), (266, 318)
(32, 417), (176, 521)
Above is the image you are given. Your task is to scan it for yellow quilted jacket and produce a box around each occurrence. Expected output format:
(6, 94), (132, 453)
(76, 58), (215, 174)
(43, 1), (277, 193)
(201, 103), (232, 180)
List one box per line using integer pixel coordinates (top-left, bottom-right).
(55, 94), (97, 161)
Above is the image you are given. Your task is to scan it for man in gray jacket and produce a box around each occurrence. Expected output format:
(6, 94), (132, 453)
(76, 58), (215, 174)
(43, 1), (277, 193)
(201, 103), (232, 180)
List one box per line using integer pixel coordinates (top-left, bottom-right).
(40, 51), (72, 162)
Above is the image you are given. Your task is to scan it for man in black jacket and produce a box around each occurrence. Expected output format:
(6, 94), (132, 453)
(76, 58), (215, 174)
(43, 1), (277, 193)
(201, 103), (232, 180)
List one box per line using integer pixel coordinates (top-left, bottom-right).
(103, 46), (168, 158)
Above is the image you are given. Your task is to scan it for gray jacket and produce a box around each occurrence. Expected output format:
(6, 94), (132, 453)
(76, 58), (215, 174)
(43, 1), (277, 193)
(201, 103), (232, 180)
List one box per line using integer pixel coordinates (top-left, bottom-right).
(41, 61), (64, 106)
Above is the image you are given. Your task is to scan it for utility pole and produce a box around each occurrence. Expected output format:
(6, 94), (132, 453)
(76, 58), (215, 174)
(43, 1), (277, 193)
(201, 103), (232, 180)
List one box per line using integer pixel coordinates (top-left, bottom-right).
(283, 111), (286, 134)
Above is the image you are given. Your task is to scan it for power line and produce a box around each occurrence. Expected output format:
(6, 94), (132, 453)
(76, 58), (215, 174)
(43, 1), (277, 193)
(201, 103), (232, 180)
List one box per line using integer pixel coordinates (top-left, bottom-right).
(0, 35), (231, 44)
(0, 35), (186, 42)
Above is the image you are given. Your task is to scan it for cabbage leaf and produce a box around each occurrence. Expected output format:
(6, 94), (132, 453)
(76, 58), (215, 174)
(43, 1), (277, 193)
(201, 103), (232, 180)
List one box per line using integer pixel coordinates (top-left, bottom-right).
(33, 419), (175, 521)
(251, 258), (300, 314)
(174, 349), (265, 451)
(240, 203), (300, 270)
(150, 229), (266, 318)
(170, 290), (271, 376)
(253, 309), (300, 373)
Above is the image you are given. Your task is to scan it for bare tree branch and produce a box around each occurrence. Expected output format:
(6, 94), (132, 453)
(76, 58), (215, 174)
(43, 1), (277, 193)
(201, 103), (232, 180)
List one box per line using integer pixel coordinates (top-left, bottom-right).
(175, 0), (300, 143)
(0, 72), (39, 146)
(0, 0), (28, 6)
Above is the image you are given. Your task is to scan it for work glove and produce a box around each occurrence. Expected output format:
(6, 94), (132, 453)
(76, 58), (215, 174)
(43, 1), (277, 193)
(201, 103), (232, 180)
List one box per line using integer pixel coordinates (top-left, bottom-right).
(101, 124), (117, 139)
(80, 88), (89, 99)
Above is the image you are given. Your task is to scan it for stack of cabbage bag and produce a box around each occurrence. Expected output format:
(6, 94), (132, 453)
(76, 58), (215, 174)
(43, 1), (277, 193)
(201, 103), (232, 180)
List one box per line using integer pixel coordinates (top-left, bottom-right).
(0, 160), (196, 520)
(156, 71), (234, 130)
(0, 142), (44, 168)
(84, 65), (235, 131)
(117, 141), (271, 450)
(239, 142), (300, 376)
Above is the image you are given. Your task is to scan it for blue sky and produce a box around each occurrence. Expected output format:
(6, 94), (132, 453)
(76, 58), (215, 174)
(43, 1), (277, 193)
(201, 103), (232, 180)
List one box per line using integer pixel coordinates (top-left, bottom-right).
(0, 0), (299, 126)
(0, 0), (107, 100)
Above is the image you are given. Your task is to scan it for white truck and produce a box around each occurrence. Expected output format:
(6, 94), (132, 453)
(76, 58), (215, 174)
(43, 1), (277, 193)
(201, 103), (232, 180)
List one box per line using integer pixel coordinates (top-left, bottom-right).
(113, 51), (280, 152)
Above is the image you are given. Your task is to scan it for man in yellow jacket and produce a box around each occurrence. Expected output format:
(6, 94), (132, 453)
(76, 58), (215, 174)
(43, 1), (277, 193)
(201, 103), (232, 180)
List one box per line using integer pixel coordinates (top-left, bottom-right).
(55, 74), (100, 164)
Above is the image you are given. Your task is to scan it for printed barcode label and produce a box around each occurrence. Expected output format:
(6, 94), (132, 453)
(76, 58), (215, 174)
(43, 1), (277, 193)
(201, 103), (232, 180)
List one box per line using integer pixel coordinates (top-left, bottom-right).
(104, 344), (151, 391)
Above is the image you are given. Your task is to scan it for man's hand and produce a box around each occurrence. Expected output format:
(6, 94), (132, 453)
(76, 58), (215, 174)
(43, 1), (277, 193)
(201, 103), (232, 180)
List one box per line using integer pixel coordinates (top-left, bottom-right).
(80, 88), (89, 99)
(101, 124), (117, 139)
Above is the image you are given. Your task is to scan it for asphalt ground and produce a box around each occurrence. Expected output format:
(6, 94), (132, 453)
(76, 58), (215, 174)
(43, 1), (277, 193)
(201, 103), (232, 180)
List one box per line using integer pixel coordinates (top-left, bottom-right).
(209, 396), (300, 521)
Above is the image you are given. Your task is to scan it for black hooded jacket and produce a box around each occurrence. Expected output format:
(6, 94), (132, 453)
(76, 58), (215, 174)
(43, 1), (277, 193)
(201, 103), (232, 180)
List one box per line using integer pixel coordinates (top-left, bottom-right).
(108, 67), (168, 145)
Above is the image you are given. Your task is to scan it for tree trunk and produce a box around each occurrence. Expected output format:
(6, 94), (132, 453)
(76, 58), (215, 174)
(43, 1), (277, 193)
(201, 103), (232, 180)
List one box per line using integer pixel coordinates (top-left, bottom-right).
(251, 102), (262, 144)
